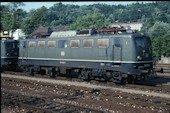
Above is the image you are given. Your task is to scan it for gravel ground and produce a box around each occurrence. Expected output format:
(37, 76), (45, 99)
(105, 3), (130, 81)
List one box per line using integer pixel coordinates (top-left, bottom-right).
(1, 73), (170, 113)
(1, 77), (157, 113)
(2, 73), (170, 99)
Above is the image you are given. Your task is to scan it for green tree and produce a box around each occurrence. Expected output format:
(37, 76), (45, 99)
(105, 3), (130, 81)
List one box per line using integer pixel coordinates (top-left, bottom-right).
(21, 6), (48, 35)
(152, 33), (170, 60)
(147, 21), (170, 39)
(69, 13), (106, 30)
(1, 5), (11, 31)
(1, 2), (26, 33)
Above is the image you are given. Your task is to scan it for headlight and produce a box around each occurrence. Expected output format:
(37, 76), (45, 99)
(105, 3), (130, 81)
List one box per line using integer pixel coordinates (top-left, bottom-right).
(137, 56), (142, 60)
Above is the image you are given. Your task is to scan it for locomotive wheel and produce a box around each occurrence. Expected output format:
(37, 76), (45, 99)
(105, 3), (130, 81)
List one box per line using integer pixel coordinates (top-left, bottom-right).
(29, 68), (35, 76)
(39, 69), (46, 75)
(127, 75), (135, 84)
(48, 68), (56, 78)
(79, 70), (90, 81)
(48, 70), (55, 78)
(103, 74), (109, 82)
(84, 72), (90, 81)
(120, 77), (127, 85)
(1, 66), (5, 72)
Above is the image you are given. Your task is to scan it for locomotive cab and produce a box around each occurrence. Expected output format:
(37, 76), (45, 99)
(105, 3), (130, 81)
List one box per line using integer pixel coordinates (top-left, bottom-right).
(1, 40), (19, 71)
(135, 36), (152, 62)
(109, 32), (153, 83)
(132, 33), (153, 80)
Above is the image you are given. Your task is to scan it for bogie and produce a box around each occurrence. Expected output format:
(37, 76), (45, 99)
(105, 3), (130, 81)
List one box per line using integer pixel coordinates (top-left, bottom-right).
(79, 69), (91, 81)
(127, 75), (135, 84)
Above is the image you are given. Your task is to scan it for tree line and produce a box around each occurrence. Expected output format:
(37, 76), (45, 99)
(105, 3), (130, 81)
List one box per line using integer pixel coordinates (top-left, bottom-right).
(1, 1), (170, 60)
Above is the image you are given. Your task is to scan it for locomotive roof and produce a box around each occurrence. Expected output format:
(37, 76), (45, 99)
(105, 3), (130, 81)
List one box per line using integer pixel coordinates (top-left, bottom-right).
(48, 29), (145, 38)
(21, 32), (147, 41)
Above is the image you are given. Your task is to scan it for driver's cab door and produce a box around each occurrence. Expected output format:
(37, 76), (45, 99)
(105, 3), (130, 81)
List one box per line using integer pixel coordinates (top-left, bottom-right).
(113, 37), (122, 61)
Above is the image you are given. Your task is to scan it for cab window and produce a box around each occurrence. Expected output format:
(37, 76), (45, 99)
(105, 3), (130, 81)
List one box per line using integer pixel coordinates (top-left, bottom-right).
(135, 37), (145, 48)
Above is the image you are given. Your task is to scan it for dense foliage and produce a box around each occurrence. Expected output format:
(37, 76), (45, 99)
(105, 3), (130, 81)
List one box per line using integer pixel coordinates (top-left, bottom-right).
(1, 2), (26, 32)
(147, 21), (170, 39)
(1, 1), (170, 60)
(21, 6), (49, 35)
(69, 13), (107, 30)
(152, 32), (170, 60)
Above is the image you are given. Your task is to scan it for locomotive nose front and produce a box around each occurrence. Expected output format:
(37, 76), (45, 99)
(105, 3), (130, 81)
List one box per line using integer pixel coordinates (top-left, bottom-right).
(135, 36), (152, 61)
(134, 36), (153, 76)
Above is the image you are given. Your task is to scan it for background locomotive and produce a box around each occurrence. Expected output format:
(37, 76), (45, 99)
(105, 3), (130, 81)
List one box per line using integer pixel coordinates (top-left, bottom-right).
(0, 39), (19, 72)
(17, 29), (153, 84)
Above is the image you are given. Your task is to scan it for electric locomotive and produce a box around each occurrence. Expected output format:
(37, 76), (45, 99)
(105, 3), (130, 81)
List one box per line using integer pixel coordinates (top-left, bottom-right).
(18, 29), (153, 84)
(0, 38), (19, 71)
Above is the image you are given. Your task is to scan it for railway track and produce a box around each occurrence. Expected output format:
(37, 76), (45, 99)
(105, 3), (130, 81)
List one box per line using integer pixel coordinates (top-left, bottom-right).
(1, 91), (102, 113)
(155, 63), (170, 68)
(2, 63), (170, 111)
(2, 70), (170, 94)
(155, 63), (170, 73)
(1, 73), (170, 112)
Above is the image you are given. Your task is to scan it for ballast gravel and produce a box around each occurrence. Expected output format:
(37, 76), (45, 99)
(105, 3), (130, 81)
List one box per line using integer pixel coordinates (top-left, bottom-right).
(1, 73), (170, 99)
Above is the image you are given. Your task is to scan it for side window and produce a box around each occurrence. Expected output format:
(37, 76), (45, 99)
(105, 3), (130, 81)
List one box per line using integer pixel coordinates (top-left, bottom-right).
(29, 41), (36, 48)
(114, 37), (121, 47)
(83, 39), (93, 48)
(38, 41), (45, 47)
(48, 41), (56, 48)
(58, 40), (68, 48)
(70, 40), (80, 48)
(98, 38), (109, 48)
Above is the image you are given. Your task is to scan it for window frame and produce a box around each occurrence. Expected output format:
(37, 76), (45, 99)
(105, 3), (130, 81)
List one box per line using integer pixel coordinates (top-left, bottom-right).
(97, 38), (109, 48)
(47, 41), (56, 48)
(38, 41), (45, 48)
(29, 41), (36, 48)
(70, 39), (80, 48)
(83, 39), (93, 48)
